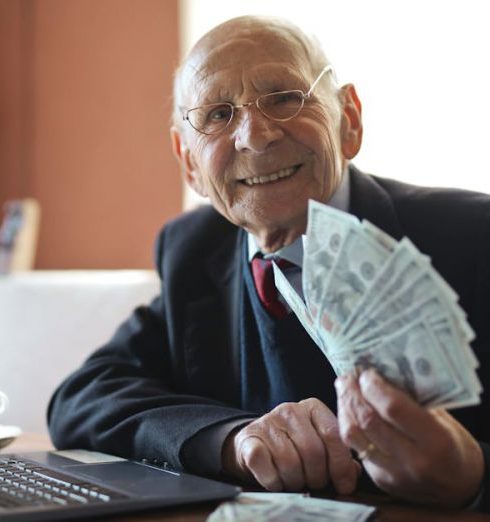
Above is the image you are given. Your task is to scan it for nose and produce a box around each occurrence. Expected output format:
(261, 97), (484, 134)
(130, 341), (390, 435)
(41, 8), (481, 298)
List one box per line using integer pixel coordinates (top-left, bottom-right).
(233, 104), (284, 153)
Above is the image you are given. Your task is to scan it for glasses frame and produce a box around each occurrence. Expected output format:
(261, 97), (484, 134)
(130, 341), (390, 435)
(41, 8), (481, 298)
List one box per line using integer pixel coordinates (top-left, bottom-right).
(181, 64), (333, 136)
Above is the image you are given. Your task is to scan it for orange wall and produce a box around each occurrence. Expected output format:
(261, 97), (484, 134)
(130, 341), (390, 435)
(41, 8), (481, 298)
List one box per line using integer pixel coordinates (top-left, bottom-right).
(0, 0), (181, 268)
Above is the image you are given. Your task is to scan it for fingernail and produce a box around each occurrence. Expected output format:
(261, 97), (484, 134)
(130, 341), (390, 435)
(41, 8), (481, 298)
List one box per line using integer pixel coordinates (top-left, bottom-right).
(335, 374), (353, 390)
(359, 368), (378, 389)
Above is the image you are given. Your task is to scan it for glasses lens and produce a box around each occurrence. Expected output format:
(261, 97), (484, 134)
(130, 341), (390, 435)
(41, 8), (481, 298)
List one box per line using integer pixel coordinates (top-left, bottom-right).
(258, 91), (304, 121)
(187, 104), (233, 134)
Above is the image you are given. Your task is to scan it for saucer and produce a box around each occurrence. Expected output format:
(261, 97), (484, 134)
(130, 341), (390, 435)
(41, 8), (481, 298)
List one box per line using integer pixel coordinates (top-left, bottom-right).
(0, 425), (22, 449)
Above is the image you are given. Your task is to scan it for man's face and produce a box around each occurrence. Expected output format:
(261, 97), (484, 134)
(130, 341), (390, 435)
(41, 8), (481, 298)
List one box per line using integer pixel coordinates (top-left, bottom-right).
(173, 27), (357, 251)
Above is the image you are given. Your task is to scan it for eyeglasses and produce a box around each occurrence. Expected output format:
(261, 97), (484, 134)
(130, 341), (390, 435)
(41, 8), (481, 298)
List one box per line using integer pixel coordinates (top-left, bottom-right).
(181, 65), (333, 135)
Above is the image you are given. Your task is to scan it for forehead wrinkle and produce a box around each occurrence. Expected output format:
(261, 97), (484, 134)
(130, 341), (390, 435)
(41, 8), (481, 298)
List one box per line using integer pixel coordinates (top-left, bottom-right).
(187, 69), (244, 107)
(179, 31), (315, 110)
(189, 33), (308, 81)
(190, 64), (309, 108)
(173, 16), (332, 124)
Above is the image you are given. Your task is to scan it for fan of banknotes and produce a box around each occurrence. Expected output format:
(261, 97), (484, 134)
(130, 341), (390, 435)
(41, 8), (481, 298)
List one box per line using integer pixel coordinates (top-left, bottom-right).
(273, 200), (482, 409)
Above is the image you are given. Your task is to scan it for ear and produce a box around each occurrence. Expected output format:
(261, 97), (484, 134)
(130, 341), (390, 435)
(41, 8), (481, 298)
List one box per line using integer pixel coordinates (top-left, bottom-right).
(170, 126), (208, 197)
(339, 84), (363, 160)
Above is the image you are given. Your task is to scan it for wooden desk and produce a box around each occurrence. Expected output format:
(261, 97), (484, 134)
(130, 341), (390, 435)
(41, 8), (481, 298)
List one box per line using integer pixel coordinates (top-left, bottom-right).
(3, 433), (489, 521)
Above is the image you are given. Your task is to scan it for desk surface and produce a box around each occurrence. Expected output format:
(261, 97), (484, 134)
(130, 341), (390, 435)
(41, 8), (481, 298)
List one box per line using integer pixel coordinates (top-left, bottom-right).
(3, 433), (489, 521)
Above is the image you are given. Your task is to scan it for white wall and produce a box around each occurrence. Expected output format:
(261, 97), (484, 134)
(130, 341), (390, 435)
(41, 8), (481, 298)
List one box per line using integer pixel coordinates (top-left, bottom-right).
(180, 0), (490, 195)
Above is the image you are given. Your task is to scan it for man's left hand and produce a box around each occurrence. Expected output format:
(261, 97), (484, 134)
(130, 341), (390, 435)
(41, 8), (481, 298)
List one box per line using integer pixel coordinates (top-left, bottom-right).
(335, 368), (484, 508)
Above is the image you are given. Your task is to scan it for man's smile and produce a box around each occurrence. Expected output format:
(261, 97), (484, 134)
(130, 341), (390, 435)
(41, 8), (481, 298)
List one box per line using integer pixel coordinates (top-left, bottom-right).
(239, 164), (302, 186)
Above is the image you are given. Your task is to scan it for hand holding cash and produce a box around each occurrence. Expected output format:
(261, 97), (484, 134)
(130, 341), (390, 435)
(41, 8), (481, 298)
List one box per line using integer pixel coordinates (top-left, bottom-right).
(274, 200), (482, 409)
(335, 368), (484, 508)
(274, 200), (484, 508)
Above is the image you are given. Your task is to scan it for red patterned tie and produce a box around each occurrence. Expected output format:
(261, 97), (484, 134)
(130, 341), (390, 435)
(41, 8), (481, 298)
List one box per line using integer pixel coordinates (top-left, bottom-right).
(251, 256), (292, 319)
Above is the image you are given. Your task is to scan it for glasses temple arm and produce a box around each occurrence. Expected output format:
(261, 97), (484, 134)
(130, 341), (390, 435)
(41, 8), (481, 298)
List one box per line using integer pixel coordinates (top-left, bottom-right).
(306, 64), (334, 98)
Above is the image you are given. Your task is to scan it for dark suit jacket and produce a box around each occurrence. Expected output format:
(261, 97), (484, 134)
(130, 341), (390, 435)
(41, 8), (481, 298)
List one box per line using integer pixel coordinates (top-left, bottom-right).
(48, 166), (490, 510)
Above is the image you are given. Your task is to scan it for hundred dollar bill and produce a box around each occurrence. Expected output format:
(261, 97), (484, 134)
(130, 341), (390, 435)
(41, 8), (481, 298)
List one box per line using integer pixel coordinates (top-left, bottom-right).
(303, 200), (358, 324)
(361, 219), (397, 252)
(341, 238), (430, 340)
(343, 294), (480, 409)
(272, 261), (326, 352)
(333, 320), (462, 405)
(347, 293), (447, 348)
(314, 225), (390, 339)
(207, 492), (376, 522)
(345, 259), (462, 346)
(343, 290), (481, 407)
(428, 319), (482, 408)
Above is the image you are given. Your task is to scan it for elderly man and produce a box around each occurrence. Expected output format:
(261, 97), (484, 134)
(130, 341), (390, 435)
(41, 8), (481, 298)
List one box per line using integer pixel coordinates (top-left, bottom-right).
(48, 15), (490, 511)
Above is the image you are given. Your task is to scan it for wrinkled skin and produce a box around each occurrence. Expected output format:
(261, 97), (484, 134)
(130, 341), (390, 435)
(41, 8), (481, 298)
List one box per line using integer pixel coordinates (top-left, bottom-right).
(336, 370), (484, 508)
(171, 17), (484, 505)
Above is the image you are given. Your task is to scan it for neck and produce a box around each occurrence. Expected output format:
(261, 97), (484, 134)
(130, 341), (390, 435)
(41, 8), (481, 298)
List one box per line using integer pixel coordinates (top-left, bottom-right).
(251, 225), (303, 254)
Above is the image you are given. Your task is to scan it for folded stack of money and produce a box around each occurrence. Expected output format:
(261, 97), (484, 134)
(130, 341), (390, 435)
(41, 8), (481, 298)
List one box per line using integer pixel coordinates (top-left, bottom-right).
(273, 200), (481, 409)
(207, 492), (375, 522)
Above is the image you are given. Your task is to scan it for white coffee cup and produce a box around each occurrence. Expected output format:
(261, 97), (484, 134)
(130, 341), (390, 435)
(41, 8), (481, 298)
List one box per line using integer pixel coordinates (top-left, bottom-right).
(0, 391), (8, 415)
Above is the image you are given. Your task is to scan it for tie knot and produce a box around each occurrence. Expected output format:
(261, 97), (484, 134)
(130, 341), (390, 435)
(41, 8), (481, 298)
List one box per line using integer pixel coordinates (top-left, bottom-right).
(251, 256), (293, 319)
(252, 255), (294, 270)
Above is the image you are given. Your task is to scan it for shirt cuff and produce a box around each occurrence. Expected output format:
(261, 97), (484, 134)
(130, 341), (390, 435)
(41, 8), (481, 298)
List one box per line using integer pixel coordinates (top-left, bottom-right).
(182, 417), (255, 477)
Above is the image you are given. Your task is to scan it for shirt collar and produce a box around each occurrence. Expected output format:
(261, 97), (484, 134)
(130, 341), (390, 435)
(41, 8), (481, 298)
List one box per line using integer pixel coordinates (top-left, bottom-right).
(248, 233), (304, 265)
(247, 168), (351, 265)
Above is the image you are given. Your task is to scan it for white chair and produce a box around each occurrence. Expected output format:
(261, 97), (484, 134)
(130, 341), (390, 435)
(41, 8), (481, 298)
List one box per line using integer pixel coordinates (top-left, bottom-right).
(0, 270), (160, 436)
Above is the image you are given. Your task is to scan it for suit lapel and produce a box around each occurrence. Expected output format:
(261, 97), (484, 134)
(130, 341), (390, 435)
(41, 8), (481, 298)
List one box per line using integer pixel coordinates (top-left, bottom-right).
(182, 223), (244, 405)
(349, 164), (404, 240)
(205, 227), (244, 402)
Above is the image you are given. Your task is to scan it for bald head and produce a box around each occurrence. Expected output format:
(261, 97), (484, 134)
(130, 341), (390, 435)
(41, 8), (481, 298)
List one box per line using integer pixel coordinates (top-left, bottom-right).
(172, 16), (332, 127)
(169, 15), (362, 252)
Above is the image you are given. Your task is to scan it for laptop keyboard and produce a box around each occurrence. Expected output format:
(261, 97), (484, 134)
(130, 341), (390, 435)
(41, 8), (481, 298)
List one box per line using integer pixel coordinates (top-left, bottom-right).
(0, 456), (127, 510)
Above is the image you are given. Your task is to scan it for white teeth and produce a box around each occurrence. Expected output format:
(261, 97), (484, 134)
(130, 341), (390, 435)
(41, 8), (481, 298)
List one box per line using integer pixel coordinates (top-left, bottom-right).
(243, 166), (296, 186)
(278, 168), (293, 178)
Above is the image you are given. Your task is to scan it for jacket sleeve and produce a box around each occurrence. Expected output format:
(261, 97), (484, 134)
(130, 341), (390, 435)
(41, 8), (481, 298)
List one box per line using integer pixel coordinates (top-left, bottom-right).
(47, 227), (253, 471)
(471, 207), (490, 512)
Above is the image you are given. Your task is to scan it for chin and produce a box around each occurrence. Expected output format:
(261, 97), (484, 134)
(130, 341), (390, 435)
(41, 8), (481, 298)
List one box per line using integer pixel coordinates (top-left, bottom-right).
(248, 212), (307, 246)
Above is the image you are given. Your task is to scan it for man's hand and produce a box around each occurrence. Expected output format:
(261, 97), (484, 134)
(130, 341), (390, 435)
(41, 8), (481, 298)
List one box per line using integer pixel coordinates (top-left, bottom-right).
(335, 369), (484, 508)
(221, 398), (360, 493)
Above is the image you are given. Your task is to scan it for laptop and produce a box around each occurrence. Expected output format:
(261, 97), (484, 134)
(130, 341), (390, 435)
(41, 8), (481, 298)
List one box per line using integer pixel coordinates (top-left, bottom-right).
(0, 449), (240, 521)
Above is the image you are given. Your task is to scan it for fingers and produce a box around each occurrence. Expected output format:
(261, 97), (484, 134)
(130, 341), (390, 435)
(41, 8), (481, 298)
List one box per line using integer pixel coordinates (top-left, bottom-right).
(336, 369), (487, 508)
(357, 369), (445, 443)
(335, 372), (414, 466)
(236, 435), (284, 491)
(335, 374), (378, 458)
(231, 399), (358, 493)
(306, 399), (359, 494)
(286, 403), (329, 490)
(235, 402), (321, 491)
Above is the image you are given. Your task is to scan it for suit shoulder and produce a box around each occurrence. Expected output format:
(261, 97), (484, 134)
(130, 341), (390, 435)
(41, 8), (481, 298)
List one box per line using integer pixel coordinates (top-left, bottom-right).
(371, 174), (490, 229)
(165, 205), (233, 238)
(373, 175), (490, 213)
(153, 205), (239, 271)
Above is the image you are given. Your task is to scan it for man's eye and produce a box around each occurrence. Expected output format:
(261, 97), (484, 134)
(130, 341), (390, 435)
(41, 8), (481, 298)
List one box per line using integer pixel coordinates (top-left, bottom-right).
(271, 92), (301, 105)
(207, 105), (232, 122)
